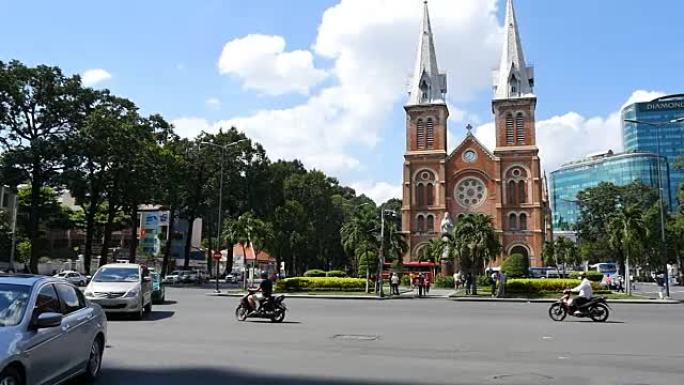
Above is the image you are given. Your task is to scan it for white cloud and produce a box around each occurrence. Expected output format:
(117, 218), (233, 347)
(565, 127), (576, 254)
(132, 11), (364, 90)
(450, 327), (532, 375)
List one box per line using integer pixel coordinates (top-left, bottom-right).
(181, 0), (501, 177)
(81, 69), (112, 87)
(350, 181), (401, 204)
(471, 90), (666, 173)
(171, 117), (211, 139)
(206, 98), (221, 109)
(218, 34), (328, 96)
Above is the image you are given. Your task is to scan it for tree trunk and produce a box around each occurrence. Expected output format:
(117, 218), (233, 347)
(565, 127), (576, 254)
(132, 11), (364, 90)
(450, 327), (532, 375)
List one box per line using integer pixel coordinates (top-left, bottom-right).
(223, 245), (234, 276)
(241, 243), (248, 289)
(29, 172), (42, 274)
(129, 205), (139, 263)
(183, 217), (195, 269)
(83, 186), (100, 274)
(161, 206), (175, 277)
(100, 201), (117, 266)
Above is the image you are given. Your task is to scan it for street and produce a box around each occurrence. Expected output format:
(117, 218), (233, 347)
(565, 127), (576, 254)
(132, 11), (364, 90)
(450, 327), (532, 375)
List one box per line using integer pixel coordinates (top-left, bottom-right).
(93, 287), (684, 385)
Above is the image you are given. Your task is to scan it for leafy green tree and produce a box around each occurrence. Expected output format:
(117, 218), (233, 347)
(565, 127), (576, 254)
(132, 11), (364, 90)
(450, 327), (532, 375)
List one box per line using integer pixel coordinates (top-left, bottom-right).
(340, 204), (377, 276)
(0, 61), (92, 272)
(447, 213), (501, 294)
(501, 253), (529, 278)
(608, 204), (648, 294)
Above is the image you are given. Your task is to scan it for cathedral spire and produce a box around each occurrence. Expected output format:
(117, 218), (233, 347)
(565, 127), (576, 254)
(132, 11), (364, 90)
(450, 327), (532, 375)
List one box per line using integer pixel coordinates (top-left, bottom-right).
(493, 0), (534, 99)
(407, 0), (447, 106)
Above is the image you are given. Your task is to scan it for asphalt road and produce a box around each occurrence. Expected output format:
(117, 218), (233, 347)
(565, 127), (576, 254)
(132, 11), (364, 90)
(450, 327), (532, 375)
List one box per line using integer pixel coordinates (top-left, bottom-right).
(92, 287), (684, 385)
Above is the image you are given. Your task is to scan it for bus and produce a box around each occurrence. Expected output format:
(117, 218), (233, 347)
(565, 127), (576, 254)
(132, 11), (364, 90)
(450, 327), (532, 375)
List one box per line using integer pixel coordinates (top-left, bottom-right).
(590, 262), (618, 277)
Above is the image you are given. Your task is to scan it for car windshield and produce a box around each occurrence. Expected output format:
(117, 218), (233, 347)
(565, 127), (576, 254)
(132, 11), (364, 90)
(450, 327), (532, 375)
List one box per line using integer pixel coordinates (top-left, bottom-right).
(0, 284), (31, 327)
(599, 264), (617, 274)
(93, 267), (140, 282)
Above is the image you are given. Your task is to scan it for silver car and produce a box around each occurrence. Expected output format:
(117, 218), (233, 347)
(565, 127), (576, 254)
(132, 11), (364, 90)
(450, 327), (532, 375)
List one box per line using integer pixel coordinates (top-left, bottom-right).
(0, 274), (107, 385)
(84, 263), (153, 320)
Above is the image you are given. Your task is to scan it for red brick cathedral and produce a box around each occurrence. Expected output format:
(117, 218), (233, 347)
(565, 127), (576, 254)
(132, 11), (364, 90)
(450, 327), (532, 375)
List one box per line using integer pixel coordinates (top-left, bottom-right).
(401, 0), (551, 270)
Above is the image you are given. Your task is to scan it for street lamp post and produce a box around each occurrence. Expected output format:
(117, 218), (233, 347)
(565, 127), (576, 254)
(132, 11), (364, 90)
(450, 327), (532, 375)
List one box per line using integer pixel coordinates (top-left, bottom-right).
(623, 116), (684, 298)
(200, 139), (247, 293)
(9, 193), (18, 272)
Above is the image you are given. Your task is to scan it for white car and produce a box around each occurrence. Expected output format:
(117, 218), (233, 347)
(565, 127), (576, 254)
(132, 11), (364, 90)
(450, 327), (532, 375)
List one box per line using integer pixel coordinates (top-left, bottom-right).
(84, 263), (153, 320)
(163, 270), (184, 284)
(53, 270), (89, 286)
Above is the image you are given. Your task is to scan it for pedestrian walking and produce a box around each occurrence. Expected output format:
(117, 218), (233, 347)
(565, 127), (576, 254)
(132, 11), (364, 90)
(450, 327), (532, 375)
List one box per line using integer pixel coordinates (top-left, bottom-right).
(655, 273), (666, 299)
(425, 275), (431, 295)
(497, 271), (507, 298)
(615, 275), (624, 293)
(417, 273), (425, 297)
(390, 273), (400, 295)
(453, 271), (461, 289)
(464, 272), (473, 295)
(490, 271), (498, 297)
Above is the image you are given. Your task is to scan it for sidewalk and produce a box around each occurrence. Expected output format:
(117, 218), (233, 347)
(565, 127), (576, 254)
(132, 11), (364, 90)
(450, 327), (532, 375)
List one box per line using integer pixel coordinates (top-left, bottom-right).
(449, 296), (682, 304)
(207, 287), (452, 300)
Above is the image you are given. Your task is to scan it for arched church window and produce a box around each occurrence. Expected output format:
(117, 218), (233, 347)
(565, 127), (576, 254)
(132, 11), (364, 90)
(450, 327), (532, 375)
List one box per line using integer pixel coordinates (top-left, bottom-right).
(426, 215), (435, 233)
(426, 118), (434, 149)
(416, 184), (425, 206)
(416, 119), (426, 149)
(507, 180), (517, 205)
(516, 112), (525, 144)
(518, 180), (527, 203)
(508, 213), (517, 230)
(506, 113), (514, 144)
(417, 215), (425, 233)
(519, 213), (528, 230)
(426, 183), (434, 206)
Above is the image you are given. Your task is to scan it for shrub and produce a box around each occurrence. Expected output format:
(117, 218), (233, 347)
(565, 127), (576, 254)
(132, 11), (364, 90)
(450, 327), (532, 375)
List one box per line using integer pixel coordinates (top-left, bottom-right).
(303, 269), (326, 277)
(276, 277), (366, 292)
(568, 271), (604, 282)
(326, 270), (347, 278)
(400, 275), (410, 286)
(501, 253), (529, 278)
(434, 275), (454, 288)
(506, 278), (602, 295)
(477, 275), (493, 287)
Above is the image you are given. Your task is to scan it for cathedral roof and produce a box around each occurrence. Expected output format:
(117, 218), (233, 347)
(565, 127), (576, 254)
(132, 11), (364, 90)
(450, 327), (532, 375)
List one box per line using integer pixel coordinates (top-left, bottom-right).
(492, 0), (534, 100)
(448, 126), (497, 161)
(406, 1), (447, 107)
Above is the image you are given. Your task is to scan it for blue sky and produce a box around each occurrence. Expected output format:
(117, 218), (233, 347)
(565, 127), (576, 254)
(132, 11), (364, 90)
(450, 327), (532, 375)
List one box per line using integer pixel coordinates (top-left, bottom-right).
(2, 0), (683, 202)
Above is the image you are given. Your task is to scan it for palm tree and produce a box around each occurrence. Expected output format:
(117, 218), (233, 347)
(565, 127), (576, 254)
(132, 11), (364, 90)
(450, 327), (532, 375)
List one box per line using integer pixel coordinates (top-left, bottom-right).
(340, 205), (378, 276)
(448, 214), (501, 295)
(382, 220), (408, 263)
(233, 211), (265, 288)
(608, 204), (648, 295)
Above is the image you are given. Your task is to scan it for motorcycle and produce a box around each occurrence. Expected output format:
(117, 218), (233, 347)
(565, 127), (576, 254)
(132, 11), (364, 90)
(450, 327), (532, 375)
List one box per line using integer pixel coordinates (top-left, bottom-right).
(548, 290), (610, 322)
(235, 291), (287, 323)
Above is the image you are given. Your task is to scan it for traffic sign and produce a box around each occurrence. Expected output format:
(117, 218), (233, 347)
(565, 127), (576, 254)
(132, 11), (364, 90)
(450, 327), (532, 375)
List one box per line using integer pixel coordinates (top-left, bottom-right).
(212, 251), (222, 261)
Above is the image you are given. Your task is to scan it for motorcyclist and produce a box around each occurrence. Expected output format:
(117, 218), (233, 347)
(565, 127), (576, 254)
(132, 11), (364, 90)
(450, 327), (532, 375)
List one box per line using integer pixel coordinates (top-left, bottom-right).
(570, 272), (593, 315)
(248, 271), (273, 313)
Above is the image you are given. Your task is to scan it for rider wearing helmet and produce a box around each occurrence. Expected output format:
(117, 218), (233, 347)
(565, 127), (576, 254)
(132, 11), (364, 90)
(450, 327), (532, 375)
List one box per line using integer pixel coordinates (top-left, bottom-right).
(570, 272), (593, 315)
(248, 271), (273, 312)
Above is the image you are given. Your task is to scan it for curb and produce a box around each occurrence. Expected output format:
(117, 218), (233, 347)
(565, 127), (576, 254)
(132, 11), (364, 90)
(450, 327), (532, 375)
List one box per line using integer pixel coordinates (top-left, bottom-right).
(449, 297), (682, 304)
(206, 292), (449, 300)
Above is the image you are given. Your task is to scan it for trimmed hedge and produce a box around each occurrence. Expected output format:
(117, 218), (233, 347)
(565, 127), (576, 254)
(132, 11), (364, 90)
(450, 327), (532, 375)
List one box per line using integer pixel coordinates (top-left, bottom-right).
(303, 269), (326, 277)
(276, 277), (366, 292)
(434, 276), (454, 288)
(506, 278), (602, 294)
(568, 271), (604, 282)
(325, 270), (347, 278)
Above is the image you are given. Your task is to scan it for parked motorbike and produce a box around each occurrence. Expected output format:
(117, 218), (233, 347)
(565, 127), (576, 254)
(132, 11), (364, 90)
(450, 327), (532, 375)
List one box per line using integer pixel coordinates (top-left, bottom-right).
(548, 290), (610, 322)
(235, 291), (287, 323)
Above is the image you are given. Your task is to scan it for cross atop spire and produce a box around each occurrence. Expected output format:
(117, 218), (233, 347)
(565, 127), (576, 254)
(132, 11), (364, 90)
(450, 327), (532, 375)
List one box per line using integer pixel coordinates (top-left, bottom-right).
(493, 0), (534, 100)
(406, 0), (447, 106)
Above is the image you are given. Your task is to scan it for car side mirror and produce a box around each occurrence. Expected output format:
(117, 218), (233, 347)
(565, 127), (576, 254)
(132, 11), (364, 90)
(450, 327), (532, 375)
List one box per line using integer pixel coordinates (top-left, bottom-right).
(34, 312), (63, 329)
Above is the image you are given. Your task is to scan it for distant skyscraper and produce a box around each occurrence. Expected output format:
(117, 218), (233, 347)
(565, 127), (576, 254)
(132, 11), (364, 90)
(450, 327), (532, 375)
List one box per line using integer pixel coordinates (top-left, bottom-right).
(550, 151), (669, 231)
(622, 94), (684, 210)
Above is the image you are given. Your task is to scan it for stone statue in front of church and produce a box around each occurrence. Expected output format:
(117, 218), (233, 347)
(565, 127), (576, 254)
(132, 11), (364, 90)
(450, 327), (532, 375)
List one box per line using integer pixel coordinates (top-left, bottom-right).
(440, 212), (454, 261)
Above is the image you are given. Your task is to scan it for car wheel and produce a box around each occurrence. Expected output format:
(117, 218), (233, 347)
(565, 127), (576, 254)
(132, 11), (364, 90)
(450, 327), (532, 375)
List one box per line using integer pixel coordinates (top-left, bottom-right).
(133, 299), (144, 320)
(82, 337), (103, 382)
(0, 366), (23, 385)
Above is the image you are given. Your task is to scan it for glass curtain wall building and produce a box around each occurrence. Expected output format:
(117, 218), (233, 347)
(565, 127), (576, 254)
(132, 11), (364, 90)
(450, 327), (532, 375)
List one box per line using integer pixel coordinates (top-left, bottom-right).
(622, 94), (684, 211)
(551, 151), (669, 231)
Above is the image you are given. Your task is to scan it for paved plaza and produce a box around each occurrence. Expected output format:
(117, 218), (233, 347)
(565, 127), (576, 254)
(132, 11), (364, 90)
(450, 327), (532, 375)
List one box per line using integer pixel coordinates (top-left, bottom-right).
(86, 286), (684, 385)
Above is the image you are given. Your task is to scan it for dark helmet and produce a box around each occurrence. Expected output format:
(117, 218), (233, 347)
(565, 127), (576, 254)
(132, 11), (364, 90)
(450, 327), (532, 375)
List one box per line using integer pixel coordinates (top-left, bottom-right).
(260, 271), (268, 279)
(579, 272), (587, 279)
